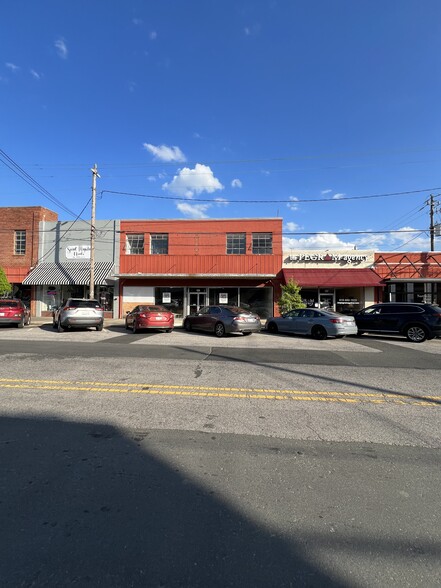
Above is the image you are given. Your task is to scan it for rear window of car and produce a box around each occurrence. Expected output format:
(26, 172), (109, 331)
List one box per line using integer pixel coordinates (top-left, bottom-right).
(223, 306), (250, 315)
(0, 301), (18, 308)
(68, 300), (101, 309)
(140, 306), (168, 312)
(382, 305), (424, 314)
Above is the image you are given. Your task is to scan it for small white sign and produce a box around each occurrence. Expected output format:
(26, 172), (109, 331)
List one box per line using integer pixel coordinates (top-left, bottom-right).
(219, 293), (228, 304)
(66, 245), (91, 259)
(162, 292), (171, 303)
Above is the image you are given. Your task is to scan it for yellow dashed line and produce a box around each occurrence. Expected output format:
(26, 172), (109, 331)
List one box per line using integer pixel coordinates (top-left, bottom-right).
(0, 378), (437, 407)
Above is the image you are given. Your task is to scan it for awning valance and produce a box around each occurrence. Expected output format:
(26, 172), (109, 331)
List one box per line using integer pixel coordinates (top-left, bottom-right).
(22, 262), (115, 286)
(282, 268), (384, 288)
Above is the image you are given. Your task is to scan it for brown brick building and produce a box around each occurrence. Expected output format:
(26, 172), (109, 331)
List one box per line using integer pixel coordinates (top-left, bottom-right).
(0, 206), (58, 309)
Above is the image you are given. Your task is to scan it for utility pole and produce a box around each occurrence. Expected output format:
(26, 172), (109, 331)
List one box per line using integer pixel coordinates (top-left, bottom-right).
(89, 164), (100, 299)
(429, 194), (435, 252)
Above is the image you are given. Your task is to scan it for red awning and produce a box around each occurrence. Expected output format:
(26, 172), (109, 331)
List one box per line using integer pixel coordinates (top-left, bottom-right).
(282, 268), (384, 288)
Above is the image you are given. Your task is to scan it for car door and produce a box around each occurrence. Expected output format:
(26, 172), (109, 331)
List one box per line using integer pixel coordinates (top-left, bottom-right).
(191, 306), (209, 330)
(276, 309), (303, 333)
(356, 305), (382, 332)
(204, 306), (222, 331)
(126, 306), (139, 328)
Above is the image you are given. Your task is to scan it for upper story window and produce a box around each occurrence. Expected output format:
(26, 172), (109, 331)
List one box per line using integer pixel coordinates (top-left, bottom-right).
(15, 230), (26, 255)
(151, 233), (168, 255)
(226, 233), (246, 255)
(252, 232), (272, 254)
(126, 234), (144, 255)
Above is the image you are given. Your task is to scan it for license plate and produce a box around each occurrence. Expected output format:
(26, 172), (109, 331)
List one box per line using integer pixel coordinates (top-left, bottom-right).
(246, 318), (256, 323)
(155, 316), (163, 320)
(0, 313), (5, 316)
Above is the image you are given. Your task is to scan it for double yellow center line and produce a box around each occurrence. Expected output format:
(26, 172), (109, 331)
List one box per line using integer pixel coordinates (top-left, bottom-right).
(0, 378), (438, 407)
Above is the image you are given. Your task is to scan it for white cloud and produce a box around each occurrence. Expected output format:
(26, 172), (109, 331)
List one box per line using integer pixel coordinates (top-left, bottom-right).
(5, 62), (19, 72)
(143, 143), (186, 162)
(149, 31), (157, 40)
(162, 163), (224, 197)
(285, 222), (301, 232)
(176, 202), (210, 219)
(132, 18), (143, 25)
(261, 169), (271, 176)
(147, 176), (156, 182)
(231, 179), (242, 188)
(55, 38), (68, 59)
(283, 233), (356, 250)
(287, 196), (299, 211)
(333, 193), (346, 200)
(30, 69), (41, 80)
(214, 197), (229, 206)
(193, 132), (202, 139)
(321, 189), (332, 195)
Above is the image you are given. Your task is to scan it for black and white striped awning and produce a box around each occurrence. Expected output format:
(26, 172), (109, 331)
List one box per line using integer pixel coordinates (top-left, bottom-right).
(22, 262), (115, 286)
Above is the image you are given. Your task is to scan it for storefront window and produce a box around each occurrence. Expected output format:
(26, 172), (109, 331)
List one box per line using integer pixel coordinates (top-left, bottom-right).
(155, 287), (184, 318)
(239, 287), (273, 319)
(301, 289), (318, 308)
(209, 288), (239, 307)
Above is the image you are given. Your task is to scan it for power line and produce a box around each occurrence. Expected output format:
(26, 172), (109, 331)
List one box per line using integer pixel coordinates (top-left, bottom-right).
(102, 186), (441, 204)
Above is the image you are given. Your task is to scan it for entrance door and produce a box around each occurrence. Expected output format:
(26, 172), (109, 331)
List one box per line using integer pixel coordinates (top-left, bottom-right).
(188, 290), (207, 314)
(319, 292), (334, 310)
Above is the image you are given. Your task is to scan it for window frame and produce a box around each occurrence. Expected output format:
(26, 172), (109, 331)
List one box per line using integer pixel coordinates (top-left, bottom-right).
(150, 233), (169, 255)
(14, 229), (26, 255)
(126, 233), (145, 255)
(252, 232), (272, 255)
(226, 232), (246, 255)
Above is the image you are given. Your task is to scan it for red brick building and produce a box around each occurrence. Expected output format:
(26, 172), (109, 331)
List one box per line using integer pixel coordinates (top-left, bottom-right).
(118, 218), (282, 319)
(0, 206), (58, 310)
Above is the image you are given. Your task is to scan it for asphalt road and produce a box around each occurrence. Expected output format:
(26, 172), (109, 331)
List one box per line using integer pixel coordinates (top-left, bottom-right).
(0, 325), (440, 586)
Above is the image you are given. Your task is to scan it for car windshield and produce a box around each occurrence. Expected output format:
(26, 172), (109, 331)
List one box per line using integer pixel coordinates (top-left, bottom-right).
(140, 306), (168, 312)
(69, 300), (100, 308)
(224, 306), (251, 315)
(0, 301), (18, 308)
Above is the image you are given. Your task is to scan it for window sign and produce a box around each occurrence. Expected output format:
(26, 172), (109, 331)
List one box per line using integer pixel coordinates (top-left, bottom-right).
(162, 292), (171, 303)
(219, 293), (228, 304)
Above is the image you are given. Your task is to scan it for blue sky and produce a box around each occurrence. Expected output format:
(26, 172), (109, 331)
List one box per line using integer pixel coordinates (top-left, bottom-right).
(2, 1), (441, 251)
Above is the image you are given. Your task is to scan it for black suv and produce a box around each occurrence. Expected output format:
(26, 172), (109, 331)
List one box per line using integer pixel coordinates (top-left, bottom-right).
(355, 303), (441, 342)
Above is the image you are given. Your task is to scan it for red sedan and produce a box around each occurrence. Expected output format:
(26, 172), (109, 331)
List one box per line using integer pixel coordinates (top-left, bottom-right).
(0, 299), (31, 328)
(125, 305), (174, 333)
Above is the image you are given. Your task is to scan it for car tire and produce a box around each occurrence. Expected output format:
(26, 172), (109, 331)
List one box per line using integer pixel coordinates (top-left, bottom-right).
(96, 324), (103, 332)
(184, 319), (192, 332)
(214, 322), (225, 338)
(267, 322), (278, 334)
(17, 317), (25, 329)
(312, 325), (327, 340)
(132, 322), (138, 334)
(57, 319), (64, 333)
(405, 324), (428, 343)
(26, 315), (31, 326)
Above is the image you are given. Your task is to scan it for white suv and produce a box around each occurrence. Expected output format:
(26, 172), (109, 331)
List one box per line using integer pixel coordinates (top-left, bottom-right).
(53, 298), (104, 332)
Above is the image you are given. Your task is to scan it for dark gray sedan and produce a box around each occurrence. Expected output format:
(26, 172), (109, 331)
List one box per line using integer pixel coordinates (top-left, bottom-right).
(265, 308), (358, 339)
(183, 305), (261, 337)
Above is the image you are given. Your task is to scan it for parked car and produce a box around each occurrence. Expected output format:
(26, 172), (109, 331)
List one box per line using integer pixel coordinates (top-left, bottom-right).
(0, 299), (31, 328)
(183, 305), (261, 337)
(354, 302), (441, 342)
(53, 298), (104, 332)
(266, 308), (358, 339)
(125, 305), (174, 333)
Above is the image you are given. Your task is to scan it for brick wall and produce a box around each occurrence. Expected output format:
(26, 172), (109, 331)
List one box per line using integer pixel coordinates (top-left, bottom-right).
(0, 207), (58, 279)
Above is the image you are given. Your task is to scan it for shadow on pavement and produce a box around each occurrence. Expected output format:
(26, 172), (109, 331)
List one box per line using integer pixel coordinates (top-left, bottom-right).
(0, 415), (347, 587)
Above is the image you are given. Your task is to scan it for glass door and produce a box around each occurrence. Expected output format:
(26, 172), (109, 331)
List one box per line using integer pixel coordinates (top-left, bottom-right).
(319, 291), (334, 310)
(188, 289), (207, 314)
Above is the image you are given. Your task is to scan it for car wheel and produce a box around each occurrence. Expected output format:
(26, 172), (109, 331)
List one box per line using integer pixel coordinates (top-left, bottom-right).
(184, 319), (192, 332)
(267, 322), (278, 334)
(405, 325), (427, 343)
(57, 319), (64, 333)
(52, 320), (57, 329)
(312, 325), (327, 340)
(132, 321), (138, 334)
(96, 324), (103, 331)
(17, 317), (25, 329)
(214, 322), (225, 338)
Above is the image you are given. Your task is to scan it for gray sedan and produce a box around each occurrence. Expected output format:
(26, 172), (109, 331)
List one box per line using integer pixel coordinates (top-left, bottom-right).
(265, 308), (358, 339)
(183, 305), (261, 337)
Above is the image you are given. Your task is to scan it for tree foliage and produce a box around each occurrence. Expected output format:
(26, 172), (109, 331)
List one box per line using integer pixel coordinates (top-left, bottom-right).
(0, 266), (11, 297)
(277, 279), (306, 315)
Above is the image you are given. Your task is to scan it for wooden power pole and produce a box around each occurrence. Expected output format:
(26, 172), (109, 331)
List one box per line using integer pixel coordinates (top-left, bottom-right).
(89, 164), (100, 299)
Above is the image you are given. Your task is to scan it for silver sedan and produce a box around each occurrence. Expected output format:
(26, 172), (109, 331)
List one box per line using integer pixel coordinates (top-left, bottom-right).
(265, 308), (358, 339)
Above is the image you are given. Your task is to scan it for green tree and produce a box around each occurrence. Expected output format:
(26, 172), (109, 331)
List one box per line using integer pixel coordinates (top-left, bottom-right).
(277, 279), (306, 315)
(0, 266), (12, 298)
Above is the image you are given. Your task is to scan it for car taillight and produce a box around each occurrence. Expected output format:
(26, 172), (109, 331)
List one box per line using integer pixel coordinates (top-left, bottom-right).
(233, 316), (246, 322)
(139, 313), (147, 318)
(330, 318), (343, 324)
